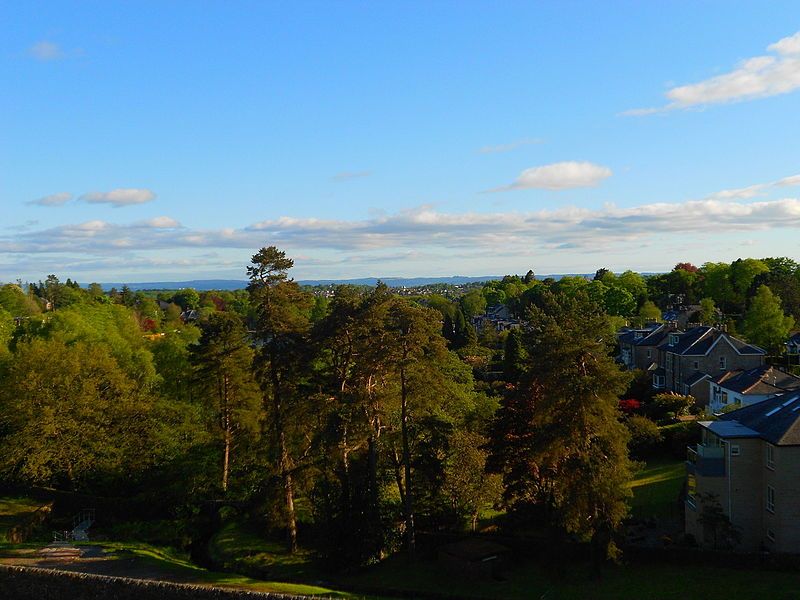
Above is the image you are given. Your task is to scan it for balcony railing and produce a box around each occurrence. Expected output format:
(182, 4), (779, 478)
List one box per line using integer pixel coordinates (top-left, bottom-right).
(697, 445), (725, 459)
(687, 444), (725, 477)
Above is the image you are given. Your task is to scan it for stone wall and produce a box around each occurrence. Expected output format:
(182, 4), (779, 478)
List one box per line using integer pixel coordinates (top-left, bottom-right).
(0, 565), (311, 600)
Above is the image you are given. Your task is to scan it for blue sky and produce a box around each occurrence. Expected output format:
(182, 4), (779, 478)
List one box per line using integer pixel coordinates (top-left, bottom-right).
(2, 1), (800, 282)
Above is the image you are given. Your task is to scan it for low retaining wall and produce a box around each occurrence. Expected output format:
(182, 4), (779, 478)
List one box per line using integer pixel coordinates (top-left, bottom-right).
(0, 565), (311, 600)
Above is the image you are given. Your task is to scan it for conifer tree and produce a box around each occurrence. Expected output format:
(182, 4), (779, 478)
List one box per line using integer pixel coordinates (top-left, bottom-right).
(248, 246), (312, 553)
(192, 312), (260, 492)
(487, 289), (633, 561)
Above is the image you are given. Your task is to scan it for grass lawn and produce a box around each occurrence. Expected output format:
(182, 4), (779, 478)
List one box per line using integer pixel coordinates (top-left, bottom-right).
(210, 520), (328, 583)
(628, 458), (685, 519)
(92, 540), (358, 597)
(0, 496), (47, 541)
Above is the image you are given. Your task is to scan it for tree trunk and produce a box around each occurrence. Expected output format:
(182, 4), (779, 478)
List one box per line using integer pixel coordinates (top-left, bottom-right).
(222, 374), (231, 493)
(280, 432), (297, 554)
(272, 362), (297, 554)
(399, 363), (415, 558)
(222, 419), (231, 493)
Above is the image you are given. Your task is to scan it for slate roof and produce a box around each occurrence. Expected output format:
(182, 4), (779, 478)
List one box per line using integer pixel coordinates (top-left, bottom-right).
(618, 323), (662, 345)
(684, 371), (711, 387)
(658, 326), (765, 356)
(714, 391), (800, 446)
(713, 366), (800, 396)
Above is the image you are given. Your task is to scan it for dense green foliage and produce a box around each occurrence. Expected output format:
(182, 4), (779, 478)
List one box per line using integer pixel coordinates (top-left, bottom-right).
(0, 253), (796, 574)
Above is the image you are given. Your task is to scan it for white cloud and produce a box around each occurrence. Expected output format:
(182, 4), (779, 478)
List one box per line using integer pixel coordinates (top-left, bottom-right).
(491, 161), (613, 192)
(27, 192), (72, 206)
(5, 174), (800, 279)
(625, 30), (800, 115)
(80, 188), (156, 207)
(29, 41), (64, 61)
(706, 173), (800, 200)
(768, 31), (800, 56)
(137, 216), (182, 229)
(478, 138), (543, 154)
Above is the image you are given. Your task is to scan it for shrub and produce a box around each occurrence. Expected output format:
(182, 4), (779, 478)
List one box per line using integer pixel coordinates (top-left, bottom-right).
(619, 398), (642, 415)
(646, 392), (694, 424)
(626, 415), (662, 460)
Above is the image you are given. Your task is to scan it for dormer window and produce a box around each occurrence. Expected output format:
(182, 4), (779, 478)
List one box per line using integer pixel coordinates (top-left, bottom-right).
(634, 332), (643, 340)
(720, 356), (727, 370)
(669, 334), (679, 346)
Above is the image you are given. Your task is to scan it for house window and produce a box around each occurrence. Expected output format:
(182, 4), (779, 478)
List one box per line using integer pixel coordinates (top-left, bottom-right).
(730, 445), (740, 457)
(719, 356), (727, 370)
(646, 349), (652, 359)
(686, 474), (696, 509)
(766, 486), (775, 513)
(653, 375), (665, 389)
(767, 444), (775, 470)
(693, 360), (699, 370)
(767, 529), (776, 542)
(669, 334), (679, 346)
(721, 391), (728, 405)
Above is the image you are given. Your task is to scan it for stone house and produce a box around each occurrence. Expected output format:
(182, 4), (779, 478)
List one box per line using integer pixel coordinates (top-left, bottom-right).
(655, 326), (765, 407)
(686, 391), (800, 553)
(709, 366), (800, 414)
(617, 322), (677, 371)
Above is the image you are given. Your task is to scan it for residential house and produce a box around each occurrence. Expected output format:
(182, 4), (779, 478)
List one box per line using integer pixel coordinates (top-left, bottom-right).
(655, 326), (765, 407)
(662, 304), (702, 329)
(472, 304), (520, 333)
(710, 366), (800, 414)
(617, 322), (677, 371)
(686, 392), (800, 552)
(786, 333), (800, 356)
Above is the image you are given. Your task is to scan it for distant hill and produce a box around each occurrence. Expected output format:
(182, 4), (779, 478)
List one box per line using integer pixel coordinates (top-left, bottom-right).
(99, 276), (499, 291)
(98, 272), (661, 291)
(99, 280), (250, 291)
(298, 276), (501, 287)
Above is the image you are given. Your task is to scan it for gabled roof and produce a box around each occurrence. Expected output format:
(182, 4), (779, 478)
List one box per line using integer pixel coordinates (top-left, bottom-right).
(658, 326), (765, 356)
(712, 366), (800, 396)
(787, 332), (800, 345)
(714, 391), (800, 445)
(618, 322), (662, 345)
(684, 371), (711, 387)
(636, 324), (676, 347)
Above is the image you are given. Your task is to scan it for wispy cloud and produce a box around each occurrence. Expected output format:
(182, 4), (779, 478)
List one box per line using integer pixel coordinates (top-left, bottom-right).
(6, 174), (800, 279)
(478, 138), (543, 154)
(29, 40), (65, 61)
(332, 171), (371, 181)
(5, 193), (800, 259)
(80, 188), (156, 207)
(135, 216), (182, 229)
(625, 30), (800, 115)
(489, 161), (612, 192)
(706, 173), (800, 201)
(27, 192), (73, 207)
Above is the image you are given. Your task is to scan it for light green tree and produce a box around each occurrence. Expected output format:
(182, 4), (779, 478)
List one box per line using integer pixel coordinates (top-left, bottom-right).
(741, 285), (795, 354)
(638, 300), (661, 322)
(0, 339), (151, 489)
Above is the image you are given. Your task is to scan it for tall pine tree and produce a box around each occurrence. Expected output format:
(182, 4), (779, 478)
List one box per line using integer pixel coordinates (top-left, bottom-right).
(487, 289), (633, 560)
